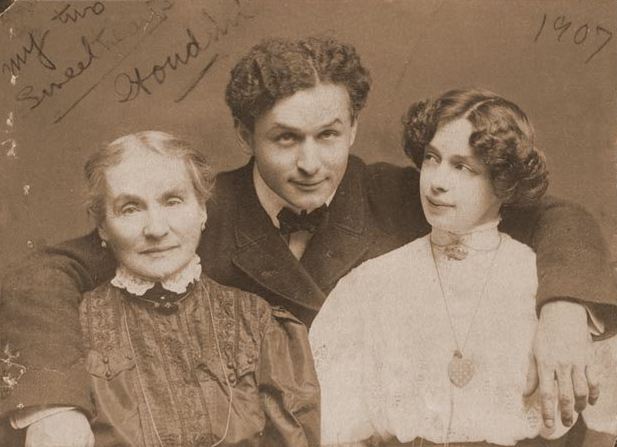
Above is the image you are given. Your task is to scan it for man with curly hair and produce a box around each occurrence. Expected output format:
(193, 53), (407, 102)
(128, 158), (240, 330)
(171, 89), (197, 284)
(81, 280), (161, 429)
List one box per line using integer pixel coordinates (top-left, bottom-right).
(1, 36), (615, 446)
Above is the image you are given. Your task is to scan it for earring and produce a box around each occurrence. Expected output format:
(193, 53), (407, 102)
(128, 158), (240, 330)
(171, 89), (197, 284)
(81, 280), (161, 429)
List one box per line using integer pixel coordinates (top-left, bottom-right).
(101, 240), (107, 248)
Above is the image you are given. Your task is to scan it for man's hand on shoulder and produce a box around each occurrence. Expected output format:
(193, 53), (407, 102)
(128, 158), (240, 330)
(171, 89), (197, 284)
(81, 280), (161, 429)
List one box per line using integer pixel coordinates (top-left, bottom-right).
(25, 410), (94, 447)
(524, 300), (598, 428)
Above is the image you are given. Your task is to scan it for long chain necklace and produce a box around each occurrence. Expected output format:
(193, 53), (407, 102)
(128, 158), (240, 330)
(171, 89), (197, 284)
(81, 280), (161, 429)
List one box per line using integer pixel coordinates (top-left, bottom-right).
(122, 286), (233, 447)
(430, 234), (503, 388)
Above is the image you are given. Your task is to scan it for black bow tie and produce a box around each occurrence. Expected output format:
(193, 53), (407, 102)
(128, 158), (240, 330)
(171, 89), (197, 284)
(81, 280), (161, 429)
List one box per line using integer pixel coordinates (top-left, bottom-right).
(277, 205), (329, 235)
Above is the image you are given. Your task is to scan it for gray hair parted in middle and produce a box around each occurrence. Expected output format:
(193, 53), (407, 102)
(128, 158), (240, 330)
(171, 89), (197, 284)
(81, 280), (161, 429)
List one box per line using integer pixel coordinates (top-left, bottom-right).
(84, 131), (215, 225)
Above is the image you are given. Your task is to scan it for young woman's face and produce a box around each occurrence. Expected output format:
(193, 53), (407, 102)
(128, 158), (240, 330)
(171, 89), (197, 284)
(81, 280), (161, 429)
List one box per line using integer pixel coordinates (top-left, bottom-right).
(98, 147), (207, 281)
(420, 118), (502, 234)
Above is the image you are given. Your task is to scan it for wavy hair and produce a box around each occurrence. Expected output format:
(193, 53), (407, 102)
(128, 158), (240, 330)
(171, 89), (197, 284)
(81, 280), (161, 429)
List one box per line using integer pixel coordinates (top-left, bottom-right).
(402, 88), (548, 207)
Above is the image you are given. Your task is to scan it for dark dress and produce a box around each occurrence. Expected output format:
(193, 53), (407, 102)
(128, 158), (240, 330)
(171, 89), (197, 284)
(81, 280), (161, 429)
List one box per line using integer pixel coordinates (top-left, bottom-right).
(79, 274), (319, 447)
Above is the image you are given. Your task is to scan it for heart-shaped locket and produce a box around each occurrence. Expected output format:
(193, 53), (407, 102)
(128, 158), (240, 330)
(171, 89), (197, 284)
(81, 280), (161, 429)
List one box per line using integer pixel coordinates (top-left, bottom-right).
(448, 350), (475, 388)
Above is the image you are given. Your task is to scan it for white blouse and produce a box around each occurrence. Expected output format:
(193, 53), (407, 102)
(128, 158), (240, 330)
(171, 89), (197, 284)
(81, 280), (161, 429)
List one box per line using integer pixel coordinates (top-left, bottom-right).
(310, 231), (617, 446)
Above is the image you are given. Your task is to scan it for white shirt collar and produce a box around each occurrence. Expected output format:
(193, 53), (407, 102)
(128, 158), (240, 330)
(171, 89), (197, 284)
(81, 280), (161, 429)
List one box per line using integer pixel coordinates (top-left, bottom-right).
(111, 255), (202, 296)
(252, 162), (336, 229)
(430, 218), (502, 252)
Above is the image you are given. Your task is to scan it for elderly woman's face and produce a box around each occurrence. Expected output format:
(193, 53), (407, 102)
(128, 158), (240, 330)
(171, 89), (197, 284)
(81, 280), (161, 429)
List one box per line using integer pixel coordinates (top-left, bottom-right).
(98, 147), (207, 281)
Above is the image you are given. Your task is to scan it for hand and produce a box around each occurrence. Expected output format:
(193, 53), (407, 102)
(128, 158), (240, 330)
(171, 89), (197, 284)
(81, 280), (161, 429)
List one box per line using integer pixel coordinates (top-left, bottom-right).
(25, 409), (94, 447)
(524, 301), (599, 429)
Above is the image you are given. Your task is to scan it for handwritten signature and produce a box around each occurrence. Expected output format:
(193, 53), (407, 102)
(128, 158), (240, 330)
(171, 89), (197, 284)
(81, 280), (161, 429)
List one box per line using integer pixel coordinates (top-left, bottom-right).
(114, 28), (213, 102)
(1, 31), (56, 78)
(51, 0), (175, 123)
(534, 13), (613, 64)
(92, 0), (172, 51)
(51, 2), (105, 24)
(200, 0), (256, 44)
(7, 0), (254, 122)
(16, 34), (99, 110)
(114, 0), (255, 103)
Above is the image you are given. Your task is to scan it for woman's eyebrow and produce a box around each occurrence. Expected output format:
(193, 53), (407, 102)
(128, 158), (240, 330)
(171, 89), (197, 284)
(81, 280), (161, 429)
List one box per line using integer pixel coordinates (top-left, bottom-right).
(112, 193), (141, 205)
(425, 144), (441, 154)
(162, 187), (188, 198)
(450, 154), (478, 164)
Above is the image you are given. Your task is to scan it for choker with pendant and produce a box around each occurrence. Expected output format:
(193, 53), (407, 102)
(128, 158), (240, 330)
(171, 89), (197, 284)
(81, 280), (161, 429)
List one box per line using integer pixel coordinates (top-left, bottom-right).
(430, 219), (501, 261)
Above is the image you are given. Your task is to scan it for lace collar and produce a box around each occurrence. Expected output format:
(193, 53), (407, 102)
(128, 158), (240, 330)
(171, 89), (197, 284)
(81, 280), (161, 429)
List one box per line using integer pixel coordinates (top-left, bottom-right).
(430, 218), (501, 260)
(111, 255), (202, 296)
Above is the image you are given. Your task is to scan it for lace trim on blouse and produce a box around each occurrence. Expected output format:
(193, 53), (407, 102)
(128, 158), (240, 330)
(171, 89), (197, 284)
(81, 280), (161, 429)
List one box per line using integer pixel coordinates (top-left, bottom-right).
(111, 255), (202, 296)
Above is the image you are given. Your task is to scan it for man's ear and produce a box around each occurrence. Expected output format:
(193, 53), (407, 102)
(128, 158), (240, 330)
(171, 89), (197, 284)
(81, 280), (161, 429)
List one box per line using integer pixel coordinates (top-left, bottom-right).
(235, 120), (253, 154)
(349, 116), (359, 147)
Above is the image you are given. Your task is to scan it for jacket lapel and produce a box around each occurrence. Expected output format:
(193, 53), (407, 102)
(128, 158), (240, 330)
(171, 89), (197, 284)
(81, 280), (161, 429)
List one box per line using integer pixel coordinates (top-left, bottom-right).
(229, 157), (371, 312)
(230, 163), (326, 312)
(300, 157), (370, 292)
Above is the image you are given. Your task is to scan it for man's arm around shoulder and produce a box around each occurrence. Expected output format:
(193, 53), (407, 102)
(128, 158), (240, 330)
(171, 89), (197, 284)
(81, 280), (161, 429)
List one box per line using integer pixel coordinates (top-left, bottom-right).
(501, 195), (617, 317)
(0, 231), (115, 419)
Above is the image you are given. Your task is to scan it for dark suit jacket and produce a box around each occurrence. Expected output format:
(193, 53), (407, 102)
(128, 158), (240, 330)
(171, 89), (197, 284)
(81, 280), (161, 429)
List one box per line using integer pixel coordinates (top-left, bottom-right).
(1, 155), (616, 420)
(202, 156), (429, 326)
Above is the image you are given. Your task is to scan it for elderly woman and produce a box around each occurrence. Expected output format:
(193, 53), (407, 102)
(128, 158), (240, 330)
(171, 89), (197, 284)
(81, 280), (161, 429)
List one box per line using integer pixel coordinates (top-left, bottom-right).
(73, 131), (319, 446)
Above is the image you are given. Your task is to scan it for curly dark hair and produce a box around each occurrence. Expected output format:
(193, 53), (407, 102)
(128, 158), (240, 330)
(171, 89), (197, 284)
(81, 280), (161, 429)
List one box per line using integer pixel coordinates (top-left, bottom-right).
(225, 36), (371, 131)
(402, 88), (549, 207)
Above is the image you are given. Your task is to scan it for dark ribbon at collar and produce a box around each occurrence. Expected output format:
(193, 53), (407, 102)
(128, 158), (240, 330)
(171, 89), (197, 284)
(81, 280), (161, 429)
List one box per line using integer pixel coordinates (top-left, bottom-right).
(119, 282), (196, 315)
(277, 204), (329, 235)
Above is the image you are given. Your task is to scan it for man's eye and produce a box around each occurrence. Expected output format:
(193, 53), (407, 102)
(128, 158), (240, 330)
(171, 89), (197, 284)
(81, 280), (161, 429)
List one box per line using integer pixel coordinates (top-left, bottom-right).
(166, 197), (183, 206)
(320, 129), (339, 139)
(275, 133), (298, 144)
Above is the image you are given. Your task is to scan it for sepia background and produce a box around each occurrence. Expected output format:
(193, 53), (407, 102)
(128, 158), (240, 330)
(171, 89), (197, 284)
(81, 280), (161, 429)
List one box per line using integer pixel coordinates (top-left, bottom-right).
(0, 0), (615, 273)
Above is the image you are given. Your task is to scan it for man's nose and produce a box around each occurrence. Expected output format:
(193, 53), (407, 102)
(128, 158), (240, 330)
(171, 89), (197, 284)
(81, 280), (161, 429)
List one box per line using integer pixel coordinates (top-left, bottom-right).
(143, 208), (170, 239)
(296, 139), (321, 176)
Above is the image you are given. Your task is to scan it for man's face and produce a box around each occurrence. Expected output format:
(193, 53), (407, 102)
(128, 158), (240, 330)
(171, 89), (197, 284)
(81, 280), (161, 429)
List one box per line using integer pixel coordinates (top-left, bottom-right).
(246, 83), (358, 211)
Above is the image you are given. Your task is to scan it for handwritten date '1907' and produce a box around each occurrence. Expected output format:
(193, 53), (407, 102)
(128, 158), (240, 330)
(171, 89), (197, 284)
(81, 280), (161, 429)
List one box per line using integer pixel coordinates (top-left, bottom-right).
(534, 12), (613, 64)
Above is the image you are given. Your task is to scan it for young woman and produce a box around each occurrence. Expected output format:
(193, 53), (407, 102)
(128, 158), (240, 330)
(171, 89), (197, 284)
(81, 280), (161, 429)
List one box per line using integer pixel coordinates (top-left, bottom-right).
(309, 89), (617, 447)
(78, 131), (319, 446)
